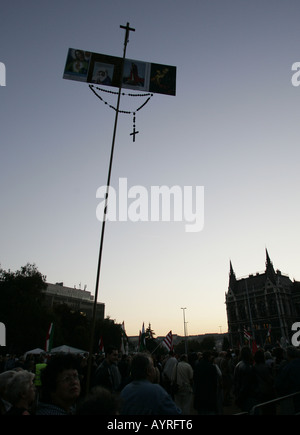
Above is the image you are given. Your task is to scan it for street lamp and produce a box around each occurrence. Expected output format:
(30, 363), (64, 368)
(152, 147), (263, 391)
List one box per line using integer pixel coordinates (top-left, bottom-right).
(181, 307), (188, 354)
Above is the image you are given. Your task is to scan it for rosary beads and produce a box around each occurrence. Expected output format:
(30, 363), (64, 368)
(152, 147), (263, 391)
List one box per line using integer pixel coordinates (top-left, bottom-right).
(89, 84), (153, 142)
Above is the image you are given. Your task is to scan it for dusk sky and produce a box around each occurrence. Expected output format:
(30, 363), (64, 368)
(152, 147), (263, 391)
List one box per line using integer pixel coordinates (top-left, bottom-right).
(1, 1), (300, 338)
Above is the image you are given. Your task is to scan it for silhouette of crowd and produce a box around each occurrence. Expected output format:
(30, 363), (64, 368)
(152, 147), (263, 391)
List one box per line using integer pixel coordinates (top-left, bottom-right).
(1, 344), (300, 415)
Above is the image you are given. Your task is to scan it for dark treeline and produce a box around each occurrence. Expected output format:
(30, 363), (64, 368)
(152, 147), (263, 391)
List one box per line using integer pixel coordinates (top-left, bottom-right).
(0, 263), (123, 354)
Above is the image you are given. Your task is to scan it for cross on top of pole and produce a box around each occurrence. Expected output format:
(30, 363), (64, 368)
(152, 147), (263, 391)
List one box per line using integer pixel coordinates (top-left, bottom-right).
(120, 22), (135, 45)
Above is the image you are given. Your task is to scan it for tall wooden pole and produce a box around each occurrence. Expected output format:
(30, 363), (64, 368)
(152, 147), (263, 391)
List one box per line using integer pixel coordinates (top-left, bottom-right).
(86, 23), (135, 393)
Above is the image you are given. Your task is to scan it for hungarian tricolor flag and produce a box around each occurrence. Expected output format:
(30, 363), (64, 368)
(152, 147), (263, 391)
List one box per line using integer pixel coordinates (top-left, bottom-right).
(99, 336), (104, 353)
(45, 322), (54, 352)
(243, 327), (252, 342)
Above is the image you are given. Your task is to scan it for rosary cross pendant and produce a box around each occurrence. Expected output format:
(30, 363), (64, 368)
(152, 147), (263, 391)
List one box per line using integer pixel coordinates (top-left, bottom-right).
(130, 126), (139, 142)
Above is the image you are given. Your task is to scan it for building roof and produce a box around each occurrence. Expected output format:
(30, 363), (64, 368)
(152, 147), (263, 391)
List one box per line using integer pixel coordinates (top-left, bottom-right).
(44, 282), (94, 302)
(227, 249), (293, 297)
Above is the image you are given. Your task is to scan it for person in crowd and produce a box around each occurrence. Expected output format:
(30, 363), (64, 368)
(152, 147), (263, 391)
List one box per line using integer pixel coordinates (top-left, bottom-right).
(171, 354), (193, 414)
(215, 351), (233, 406)
(151, 355), (161, 384)
(5, 370), (36, 415)
(213, 352), (224, 414)
(36, 353), (81, 415)
(275, 346), (300, 414)
(118, 354), (132, 389)
(188, 351), (198, 370)
(193, 350), (219, 415)
(275, 346), (300, 396)
(24, 354), (36, 373)
(34, 354), (47, 401)
(93, 345), (121, 393)
(76, 386), (120, 415)
(253, 348), (276, 414)
(0, 370), (15, 414)
(272, 347), (288, 377)
(154, 354), (163, 376)
(4, 355), (17, 371)
(120, 352), (181, 415)
(161, 350), (177, 394)
(264, 351), (274, 371)
(233, 346), (258, 413)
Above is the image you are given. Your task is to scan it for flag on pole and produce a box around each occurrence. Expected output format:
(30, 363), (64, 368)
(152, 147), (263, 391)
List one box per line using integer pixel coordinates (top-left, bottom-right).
(139, 322), (146, 351)
(162, 331), (173, 351)
(45, 322), (54, 352)
(98, 336), (104, 353)
(265, 325), (271, 343)
(252, 339), (258, 354)
(121, 321), (128, 355)
(243, 327), (252, 342)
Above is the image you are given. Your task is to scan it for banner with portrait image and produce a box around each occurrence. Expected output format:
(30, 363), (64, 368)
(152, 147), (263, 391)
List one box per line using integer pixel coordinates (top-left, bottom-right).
(63, 48), (176, 96)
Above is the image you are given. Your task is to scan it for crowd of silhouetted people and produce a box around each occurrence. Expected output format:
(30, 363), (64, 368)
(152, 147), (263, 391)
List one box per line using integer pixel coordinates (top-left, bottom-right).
(1, 344), (300, 415)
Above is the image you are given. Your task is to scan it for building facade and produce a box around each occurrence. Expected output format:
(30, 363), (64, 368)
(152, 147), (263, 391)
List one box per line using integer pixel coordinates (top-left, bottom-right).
(42, 282), (105, 320)
(225, 250), (300, 348)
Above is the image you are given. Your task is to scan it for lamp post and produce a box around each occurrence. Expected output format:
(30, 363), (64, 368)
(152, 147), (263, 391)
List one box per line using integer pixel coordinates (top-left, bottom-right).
(181, 307), (188, 354)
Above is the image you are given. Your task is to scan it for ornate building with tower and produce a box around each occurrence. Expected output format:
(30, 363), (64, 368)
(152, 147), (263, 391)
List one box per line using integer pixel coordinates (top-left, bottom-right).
(225, 250), (300, 348)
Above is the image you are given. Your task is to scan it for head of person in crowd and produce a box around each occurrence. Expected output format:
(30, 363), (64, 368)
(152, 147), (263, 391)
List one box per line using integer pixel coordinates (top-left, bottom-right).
(130, 352), (156, 382)
(5, 370), (36, 415)
(272, 346), (285, 362)
(120, 353), (182, 415)
(239, 346), (253, 364)
(286, 346), (300, 360)
(39, 353), (81, 414)
(254, 348), (265, 365)
(76, 386), (120, 415)
(179, 354), (188, 362)
(201, 350), (214, 362)
(104, 345), (119, 365)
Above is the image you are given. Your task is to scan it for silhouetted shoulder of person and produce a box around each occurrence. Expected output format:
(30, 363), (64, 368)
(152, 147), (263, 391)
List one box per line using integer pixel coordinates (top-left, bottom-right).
(76, 386), (120, 415)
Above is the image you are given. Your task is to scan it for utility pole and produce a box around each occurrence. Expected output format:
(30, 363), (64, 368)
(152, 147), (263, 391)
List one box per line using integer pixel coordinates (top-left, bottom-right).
(181, 307), (188, 355)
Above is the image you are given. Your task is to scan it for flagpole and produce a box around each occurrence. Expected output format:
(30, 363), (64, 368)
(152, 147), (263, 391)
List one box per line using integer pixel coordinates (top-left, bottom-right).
(151, 340), (164, 354)
(86, 23), (135, 393)
(245, 281), (255, 347)
(181, 307), (188, 355)
(152, 331), (173, 354)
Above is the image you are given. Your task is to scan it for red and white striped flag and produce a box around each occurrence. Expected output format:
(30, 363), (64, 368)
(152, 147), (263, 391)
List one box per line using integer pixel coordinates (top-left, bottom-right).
(162, 330), (173, 351)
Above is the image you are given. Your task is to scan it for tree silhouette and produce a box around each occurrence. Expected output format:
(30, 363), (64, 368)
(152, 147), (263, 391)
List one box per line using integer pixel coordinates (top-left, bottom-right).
(145, 323), (157, 353)
(0, 263), (50, 353)
(0, 264), (123, 354)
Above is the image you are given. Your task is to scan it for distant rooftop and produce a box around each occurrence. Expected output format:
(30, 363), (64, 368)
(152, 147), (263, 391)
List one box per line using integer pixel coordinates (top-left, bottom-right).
(41, 282), (104, 320)
(45, 282), (94, 302)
